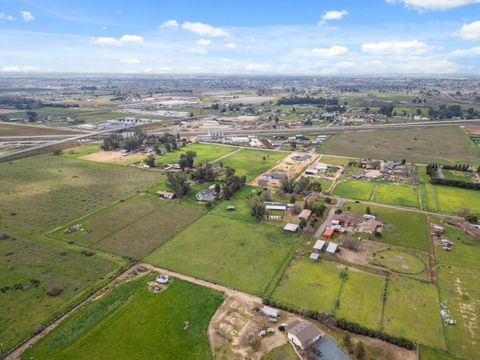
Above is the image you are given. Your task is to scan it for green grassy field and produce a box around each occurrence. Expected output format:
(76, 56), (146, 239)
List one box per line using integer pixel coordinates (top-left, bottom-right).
(322, 127), (480, 165)
(375, 250), (425, 274)
(218, 149), (287, 181)
(332, 179), (375, 200)
(209, 185), (260, 223)
(51, 195), (205, 259)
(419, 345), (461, 360)
(372, 183), (419, 208)
(344, 202), (431, 251)
(145, 214), (299, 296)
(442, 170), (473, 183)
(0, 122), (83, 136)
(272, 260), (345, 314)
(383, 277), (445, 349)
(319, 155), (353, 166)
(22, 277), (223, 360)
(335, 270), (386, 329)
(434, 186), (480, 215)
(0, 153), (163, 352)
(156, 143), (237, 165)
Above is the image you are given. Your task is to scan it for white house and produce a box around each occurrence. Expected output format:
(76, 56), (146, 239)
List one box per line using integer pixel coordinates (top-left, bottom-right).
(286, 320), (321, 349)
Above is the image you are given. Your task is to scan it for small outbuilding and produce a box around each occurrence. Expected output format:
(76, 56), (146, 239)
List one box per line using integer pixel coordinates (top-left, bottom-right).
(157, 191), (176, 200)
(322, 227), (335, 239)
(283, 223), (299, 232)
(309, 252), (320, 261)
(326, 242), (338, 254)
(313, 240), (326, 251)
(298, 209), (312, 221)
(261, 305), (279, 318)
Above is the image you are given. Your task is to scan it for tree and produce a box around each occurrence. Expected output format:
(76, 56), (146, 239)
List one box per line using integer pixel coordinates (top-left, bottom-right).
(366, 206), (371, 215)
(179, 151), (196, 170)
(299, 218), (307, 230)
(167, 172), (190, 198)
(250, 197), (265, 221)
(26, 111), (38, 122)
(355, 341), (367, 360)
(343, 333), (353, 354)
(101, 133), (123, 150)
(281, 177), (295, 193)
(145, 154), (156, 168)
(192, 163), (216, 183)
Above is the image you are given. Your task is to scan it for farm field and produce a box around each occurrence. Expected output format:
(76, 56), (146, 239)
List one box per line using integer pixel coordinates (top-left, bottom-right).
(375, 250), (425, 274)
(0, 235), (125, 353)
(372, 183), (419, 208)
(321, 127), (480, 165)
(433, 185), (480, 215)
(442, 169), (473, 183)
(344, 202), (431, 251)
(51, 195), (205, 259)
(272, 260), (345, 314)
(319, 155), (353, 166)
(210, 185), (259, 223)
(23, 277), (223, 360)
(335, 269), (386, 329)
(219, 148), (287, 181)
(156, 143), (237, 165)
(0, 122), (84, 136)
(145, 214), (299, 296)
(383, 277), (445, 349)
(332, 178), (375, 200)
(419, 345), (460, 360)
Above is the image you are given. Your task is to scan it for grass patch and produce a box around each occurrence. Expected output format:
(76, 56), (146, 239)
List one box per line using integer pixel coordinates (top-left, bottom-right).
(145, 214), (299, 296)
(419, 345), (460, 360)
(262, 344), (297, 360)
(434, 186), (480, 215)
(373, 183), (419, 208)
(383, 277), (445, 349)
(319, 155), (352, 166)
(22, 277), (223, 360)
(0, 122), (83, 136)
(332, 179), (375, 200)
(156, 143), (237, 165)
(375, 250), (425, 274)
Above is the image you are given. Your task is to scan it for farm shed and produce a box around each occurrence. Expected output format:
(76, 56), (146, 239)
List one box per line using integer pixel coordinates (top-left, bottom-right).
(326, 242), (338, 254)
(286, 320), (322, 350)
(298, 209), (312, 221)
(309, 252), (320, 261)
(313, 240), (326, 251)
(322, 227), (335, 239)
(283, 223), (299, 232)
(261, 305), (279, 318)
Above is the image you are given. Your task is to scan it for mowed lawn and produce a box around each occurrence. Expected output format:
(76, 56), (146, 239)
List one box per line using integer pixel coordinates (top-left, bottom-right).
(383, 277), (445, 349)
(344, 202), (431, 251)
(52, 195), (205, 259)
(321, 126), (480, 165)
(372, 183), (420, 208)
(23, 277), (223, 360)
(219, 149), (287, 181)
(272, 260), (345, 314)
(145, 214), (299, 296)
(332, 179), (375, 200)
(336, 270), (386, 329)
(156, 143), (237, 165)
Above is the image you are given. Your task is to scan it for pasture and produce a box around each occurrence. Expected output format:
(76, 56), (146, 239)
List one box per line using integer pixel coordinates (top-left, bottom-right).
(272, 260), (345, 314)
(51, 195), (205, 259)
(383, 277), (445, 349)
(433, 185), (480, 215)
(319, 155), (353, 166)
(375, 250), (425, 274)
(145, 214), (299, 296)
(321, 126), (480, 165)
(0, 122), (83, 136)
(210, 185), (260, 222)
(344, 202), (431, 251)
(22, 277), (223, 360)
(335, 269), (386, 329)
(219, 148), (287, 181)
(332, 178), (375, 200)
(156, 143), (237, 165)
(372, 183), (419, 208)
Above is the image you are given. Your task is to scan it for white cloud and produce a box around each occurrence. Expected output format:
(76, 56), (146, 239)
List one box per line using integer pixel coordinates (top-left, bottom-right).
(449, 46), (480, 57)
(187, 47), (208, 55)
(0, 12), (16, 21)
(386, 0), (480, 10)
(182, 21), (229, 37)
(320, 10), (348, 23)
(197, 38), (211, 45)
(119, 58), (140, 64)
(0, 65), (37, 72)
(119, 34), (144, 44)
(225, 42), (237, 49)
(92, 34), (144, 46)
(457, 21), (480, 40)
(20, 10), (34, 22)
(245, 63), (272, 72)
(159, 19), (179, 29)
(311, 45), (349, 57)
(362, 40), (430, 55)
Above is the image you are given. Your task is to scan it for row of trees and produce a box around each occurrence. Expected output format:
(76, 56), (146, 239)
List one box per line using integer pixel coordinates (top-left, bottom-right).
(280, 176), (322, 194)
(277, 96), (339, 106)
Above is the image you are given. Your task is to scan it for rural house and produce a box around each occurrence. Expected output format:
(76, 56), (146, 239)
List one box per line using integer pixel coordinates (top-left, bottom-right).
(196, 188), (216, 203)
(286, 319), (322, 350)
(298, 209), (312, 221)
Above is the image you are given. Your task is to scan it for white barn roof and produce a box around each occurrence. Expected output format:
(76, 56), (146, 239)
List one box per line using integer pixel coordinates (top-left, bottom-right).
(326, 242), (338, 254)
(283, 223), (299, 232)
(309, 252), (320, 260)
(313, 240), (326, 250)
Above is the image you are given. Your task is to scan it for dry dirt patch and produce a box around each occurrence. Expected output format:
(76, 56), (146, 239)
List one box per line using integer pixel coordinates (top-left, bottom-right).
(80, 150), (145, 164)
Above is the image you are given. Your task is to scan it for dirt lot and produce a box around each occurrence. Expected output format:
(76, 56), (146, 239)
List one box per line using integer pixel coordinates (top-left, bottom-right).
(80, 150), (145, 164)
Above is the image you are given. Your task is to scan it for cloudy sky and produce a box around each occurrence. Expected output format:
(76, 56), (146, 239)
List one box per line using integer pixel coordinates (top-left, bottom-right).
(1, 0), (480, 75)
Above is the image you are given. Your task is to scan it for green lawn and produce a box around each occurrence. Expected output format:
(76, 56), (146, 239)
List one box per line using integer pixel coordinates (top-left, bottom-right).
(344, 202), (431, 251)
(272, 260), (345, 314)
(51, 195), (205, 259)
(383, 277), (445, 349)
(375, 250), (425, 274)
(372, 183), (419, 208)
(145, 214), (299, 296)
(210, 185), (260, 223)
(332, 178), (375, 200)
(336, 270), (386, 329)
(434, 185), (480, 215)
(22, 277), (223, 360)
(156, 143), (237, 165)
(219, 149), (287, 181)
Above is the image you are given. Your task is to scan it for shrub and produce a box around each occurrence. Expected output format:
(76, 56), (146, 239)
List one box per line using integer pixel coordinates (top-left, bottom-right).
(47, 286), (63, 297)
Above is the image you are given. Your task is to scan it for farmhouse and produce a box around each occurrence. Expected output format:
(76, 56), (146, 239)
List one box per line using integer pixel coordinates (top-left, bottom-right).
(284, 223), (299, 232)
(196, 188), (216, 203)
(157, 191), (175, 200)
(298, 209), (312, 221)
(323, 227), (335, 239)
(332, 214), (352, 227)
(286, 320), (322, 350)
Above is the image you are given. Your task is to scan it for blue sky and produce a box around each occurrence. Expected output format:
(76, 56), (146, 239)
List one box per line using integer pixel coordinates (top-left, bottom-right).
(1, 0), (480, 75)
